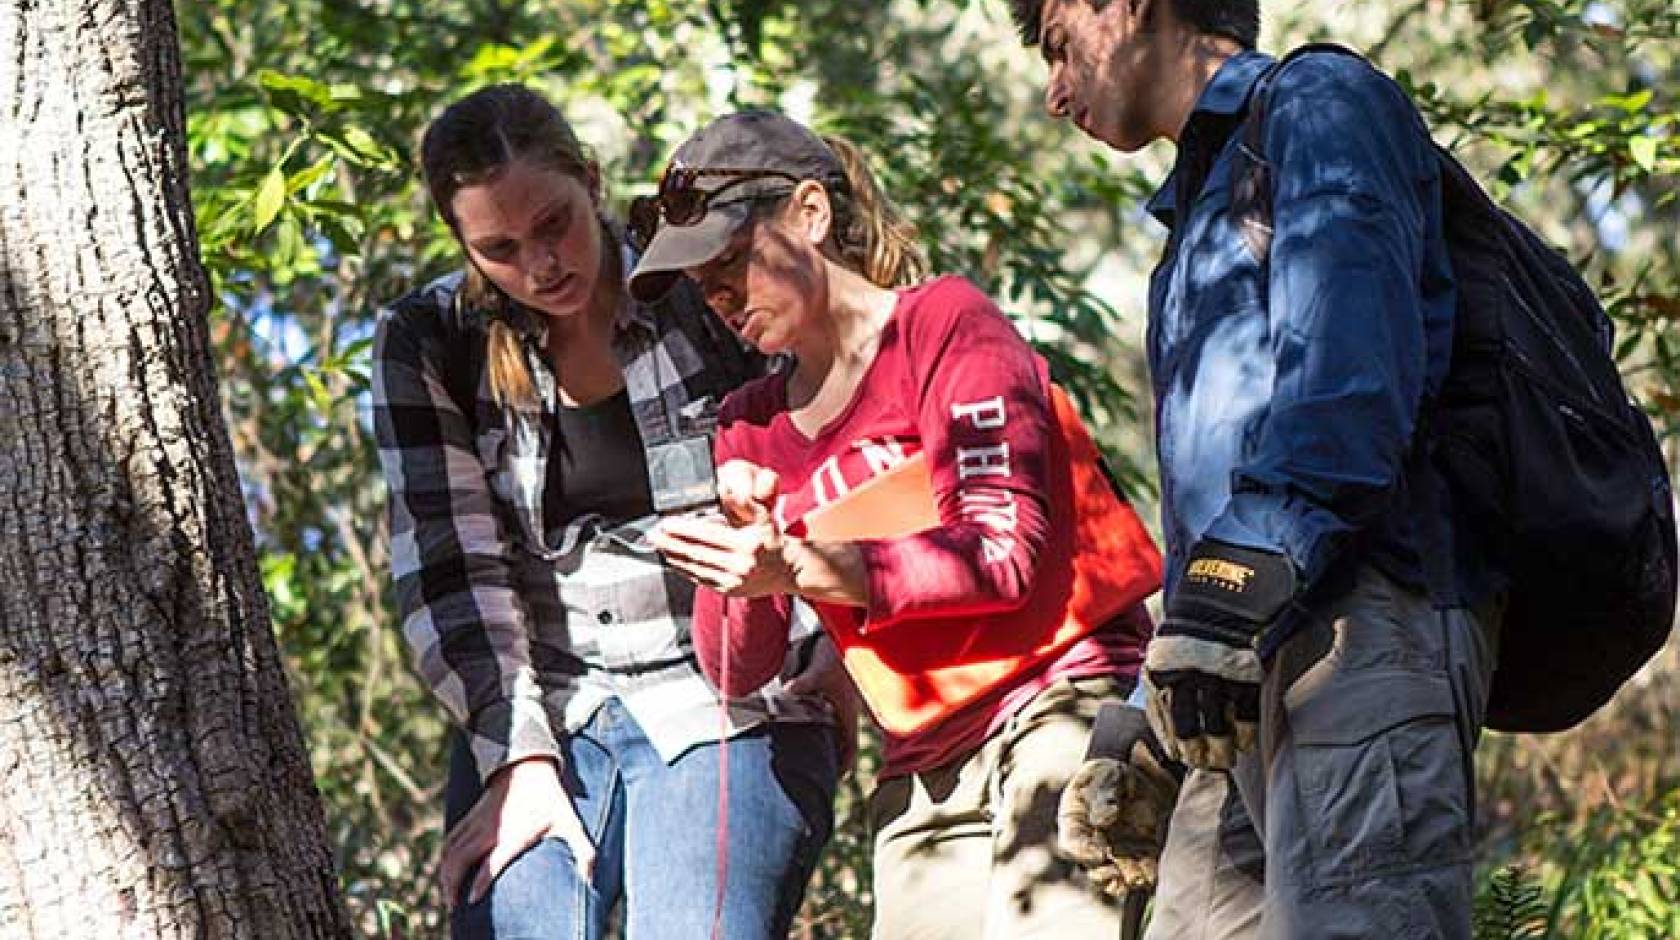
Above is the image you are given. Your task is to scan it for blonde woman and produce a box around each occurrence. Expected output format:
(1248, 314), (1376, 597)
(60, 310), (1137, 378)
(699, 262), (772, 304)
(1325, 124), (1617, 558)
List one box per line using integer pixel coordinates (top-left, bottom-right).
(638, 111), (1155, 938)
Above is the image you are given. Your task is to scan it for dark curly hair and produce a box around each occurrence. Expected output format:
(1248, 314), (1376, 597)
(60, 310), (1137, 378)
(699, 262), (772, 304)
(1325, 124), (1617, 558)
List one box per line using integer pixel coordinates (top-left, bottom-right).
(1009, 0), (1259, 50)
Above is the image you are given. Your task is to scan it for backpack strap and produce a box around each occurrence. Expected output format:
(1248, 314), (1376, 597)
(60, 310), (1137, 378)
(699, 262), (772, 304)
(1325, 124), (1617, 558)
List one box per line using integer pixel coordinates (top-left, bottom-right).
(1240, 43), (1367, 159)
(1230, 43), (1369, 260)
(1225, 43), (1406, 609)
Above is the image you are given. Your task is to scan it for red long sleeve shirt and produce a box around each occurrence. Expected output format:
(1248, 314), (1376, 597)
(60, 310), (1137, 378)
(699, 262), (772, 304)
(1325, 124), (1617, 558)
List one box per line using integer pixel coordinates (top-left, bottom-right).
(691, 276), (1146, 775)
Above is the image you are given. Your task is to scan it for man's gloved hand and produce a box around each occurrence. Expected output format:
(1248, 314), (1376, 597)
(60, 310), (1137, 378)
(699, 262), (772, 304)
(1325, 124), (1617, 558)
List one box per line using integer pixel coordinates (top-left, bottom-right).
(1057, 701), (1185, 895)
(1143, 539), (1297, 770)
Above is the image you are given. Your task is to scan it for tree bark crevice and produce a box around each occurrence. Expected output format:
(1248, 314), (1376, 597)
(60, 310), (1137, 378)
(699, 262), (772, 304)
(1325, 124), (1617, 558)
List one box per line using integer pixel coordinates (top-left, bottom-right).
(0, 1), (350, 935)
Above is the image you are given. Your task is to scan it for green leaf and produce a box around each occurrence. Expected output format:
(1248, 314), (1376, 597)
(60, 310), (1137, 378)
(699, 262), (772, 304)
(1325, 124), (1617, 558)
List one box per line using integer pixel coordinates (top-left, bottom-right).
(1601, 89), (1654, 113)
(338, 336), (375, 367)
(260, 552), (300, 615)
(319, 125), (395, 168)
(326, 83), (367, 105)
(305, 198), (363, 220)
(253, 166), (287, 233)
(303, 368), (334, 414)
(1616, 331), (1642, 363)
(464, 43), (522, 77)
(258, 70), (334, 111)
(341, 126), (381, 158)
(1629, 136), (1659, 174)
(314, 213), (363, 257)
(287, 155), (335, 194)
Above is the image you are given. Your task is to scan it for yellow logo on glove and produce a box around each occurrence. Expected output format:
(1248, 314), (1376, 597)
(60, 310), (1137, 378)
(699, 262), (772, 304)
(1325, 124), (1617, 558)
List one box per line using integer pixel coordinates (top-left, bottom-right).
(1186, 559), (1254, 592)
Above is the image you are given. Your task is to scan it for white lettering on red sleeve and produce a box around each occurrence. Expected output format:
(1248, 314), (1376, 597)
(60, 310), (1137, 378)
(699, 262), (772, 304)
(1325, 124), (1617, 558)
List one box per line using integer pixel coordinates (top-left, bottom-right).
(950, 396), (1007, 430)
(956, 444), (1011, 480)
(959, 490), (1020, 562)
(958, 489), (1019, 525)
(948, 395), (1021, 565)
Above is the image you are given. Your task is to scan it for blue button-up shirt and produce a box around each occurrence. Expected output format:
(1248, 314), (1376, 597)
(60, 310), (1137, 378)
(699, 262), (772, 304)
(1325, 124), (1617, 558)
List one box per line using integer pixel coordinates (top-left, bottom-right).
(1145, 50), (1464, 649)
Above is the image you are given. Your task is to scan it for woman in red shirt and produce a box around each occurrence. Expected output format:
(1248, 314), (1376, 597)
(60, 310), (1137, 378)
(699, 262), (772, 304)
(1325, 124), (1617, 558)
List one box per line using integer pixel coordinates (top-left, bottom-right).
(634, 111), (1154, 938)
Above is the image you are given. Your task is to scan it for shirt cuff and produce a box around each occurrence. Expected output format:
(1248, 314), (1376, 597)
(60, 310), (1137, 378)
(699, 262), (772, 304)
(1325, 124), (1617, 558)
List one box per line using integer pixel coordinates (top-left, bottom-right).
(855, 537), (905, 629)
(465, 695), (563, 784)
(1202, 499), (1339, 592)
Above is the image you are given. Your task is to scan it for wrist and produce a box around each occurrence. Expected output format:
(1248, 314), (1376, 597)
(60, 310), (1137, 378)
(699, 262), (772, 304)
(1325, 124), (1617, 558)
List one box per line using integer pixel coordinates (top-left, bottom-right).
(777, 536), (810, 596)
(782, 537), (869, 607)
(1158, 607), (1263, 647)
(1172, 538), (1297, 623)
(489, 755), (560, 790)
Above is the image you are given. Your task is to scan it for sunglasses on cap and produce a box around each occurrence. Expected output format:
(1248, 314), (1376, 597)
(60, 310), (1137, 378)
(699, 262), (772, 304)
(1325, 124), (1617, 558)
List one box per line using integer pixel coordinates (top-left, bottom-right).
(627, 166), (804, 247)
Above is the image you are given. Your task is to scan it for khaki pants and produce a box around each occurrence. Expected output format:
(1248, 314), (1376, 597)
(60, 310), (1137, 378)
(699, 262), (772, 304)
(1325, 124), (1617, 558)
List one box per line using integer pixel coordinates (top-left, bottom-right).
(869, 676), (1131, 940)
(1147, 567), (1499, 940)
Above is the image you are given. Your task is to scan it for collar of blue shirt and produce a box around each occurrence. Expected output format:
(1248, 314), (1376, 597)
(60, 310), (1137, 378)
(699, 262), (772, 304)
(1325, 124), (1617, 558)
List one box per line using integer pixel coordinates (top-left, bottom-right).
(1145, 49), (1274, 228)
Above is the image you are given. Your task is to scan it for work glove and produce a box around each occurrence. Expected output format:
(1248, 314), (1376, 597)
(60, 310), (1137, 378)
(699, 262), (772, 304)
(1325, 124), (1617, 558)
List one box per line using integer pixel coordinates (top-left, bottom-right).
(1143, 539), (1296, 770)
(1057, 701), (1185, 895)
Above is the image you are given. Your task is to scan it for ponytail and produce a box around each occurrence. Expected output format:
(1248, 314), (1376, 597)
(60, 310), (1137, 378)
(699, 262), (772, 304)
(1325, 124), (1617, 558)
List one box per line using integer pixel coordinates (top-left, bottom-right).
(454, 262), (534, 409)
(485, 320), (536, 410)
(820, 134), (929, 289)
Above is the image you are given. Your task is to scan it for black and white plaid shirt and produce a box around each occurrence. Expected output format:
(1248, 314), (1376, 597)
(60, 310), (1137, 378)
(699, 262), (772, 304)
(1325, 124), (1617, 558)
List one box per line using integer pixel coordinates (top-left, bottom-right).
(373, 254), (827, 782)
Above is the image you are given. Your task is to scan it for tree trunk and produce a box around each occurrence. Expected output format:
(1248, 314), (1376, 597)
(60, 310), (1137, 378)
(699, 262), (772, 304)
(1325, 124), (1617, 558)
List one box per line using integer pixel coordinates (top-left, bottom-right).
(0, 2), (350, 936)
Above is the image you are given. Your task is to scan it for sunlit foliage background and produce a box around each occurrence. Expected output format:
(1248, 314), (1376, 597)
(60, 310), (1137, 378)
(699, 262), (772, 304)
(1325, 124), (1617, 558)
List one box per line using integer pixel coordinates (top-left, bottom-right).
(177, 1), (1678, 935)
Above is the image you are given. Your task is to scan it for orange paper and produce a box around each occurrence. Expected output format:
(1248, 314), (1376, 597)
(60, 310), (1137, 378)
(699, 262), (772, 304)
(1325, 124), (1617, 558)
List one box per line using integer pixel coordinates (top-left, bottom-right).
(800, 452), (940, 542)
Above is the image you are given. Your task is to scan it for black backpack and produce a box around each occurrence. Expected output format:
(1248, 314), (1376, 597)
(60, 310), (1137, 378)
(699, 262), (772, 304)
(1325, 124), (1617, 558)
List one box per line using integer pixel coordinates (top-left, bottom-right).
(1232, 44), (1676, 732)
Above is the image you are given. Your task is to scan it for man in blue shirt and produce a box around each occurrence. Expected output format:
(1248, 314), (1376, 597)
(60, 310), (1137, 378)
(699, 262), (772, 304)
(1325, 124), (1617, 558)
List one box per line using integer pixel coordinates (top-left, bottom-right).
(1011, 0), (1499, 935)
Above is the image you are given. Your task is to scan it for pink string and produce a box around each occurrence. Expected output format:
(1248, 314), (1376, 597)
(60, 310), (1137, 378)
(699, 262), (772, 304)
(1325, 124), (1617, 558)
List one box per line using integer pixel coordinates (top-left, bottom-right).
(709, 608), (731, 940)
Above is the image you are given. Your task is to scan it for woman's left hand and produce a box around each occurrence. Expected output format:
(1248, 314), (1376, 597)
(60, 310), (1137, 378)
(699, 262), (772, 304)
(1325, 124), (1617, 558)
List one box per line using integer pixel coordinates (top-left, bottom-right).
(651, 509), (798, 599)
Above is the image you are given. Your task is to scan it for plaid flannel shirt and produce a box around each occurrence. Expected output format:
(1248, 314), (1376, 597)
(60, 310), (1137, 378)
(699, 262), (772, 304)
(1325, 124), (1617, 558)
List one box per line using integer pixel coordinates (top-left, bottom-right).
(373, 253), (827, 782)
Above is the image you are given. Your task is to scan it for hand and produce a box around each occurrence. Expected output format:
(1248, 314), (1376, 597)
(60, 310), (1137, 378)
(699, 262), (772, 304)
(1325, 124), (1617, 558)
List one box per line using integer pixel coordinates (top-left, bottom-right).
(1056, 705), (1184, 895)
(1143, 539), (1296, 770)
(716, 459), (779, 527)
(1143, 631), (1262, 770)
(783, 634), (862, 775)
(650, 510), (798, 599)
(440, 757), (596, 909)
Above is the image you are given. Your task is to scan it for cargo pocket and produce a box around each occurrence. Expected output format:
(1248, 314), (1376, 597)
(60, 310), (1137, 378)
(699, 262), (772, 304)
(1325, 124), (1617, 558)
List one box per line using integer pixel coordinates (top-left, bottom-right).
(1288, 681), (1470, 885)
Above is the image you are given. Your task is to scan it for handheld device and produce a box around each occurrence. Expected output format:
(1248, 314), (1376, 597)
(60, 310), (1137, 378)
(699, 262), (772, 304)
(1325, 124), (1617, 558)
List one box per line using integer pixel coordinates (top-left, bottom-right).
(646, 433), (720, 515)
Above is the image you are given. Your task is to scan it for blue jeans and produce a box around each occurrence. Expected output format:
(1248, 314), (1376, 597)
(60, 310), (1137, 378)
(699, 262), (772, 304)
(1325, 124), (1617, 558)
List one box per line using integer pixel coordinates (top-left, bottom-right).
(445, 700), (837, 940)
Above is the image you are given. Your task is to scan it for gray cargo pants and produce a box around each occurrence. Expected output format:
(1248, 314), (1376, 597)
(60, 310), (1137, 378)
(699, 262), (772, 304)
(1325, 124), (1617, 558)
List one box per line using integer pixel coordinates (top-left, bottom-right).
(1146, 566), (1499, 939)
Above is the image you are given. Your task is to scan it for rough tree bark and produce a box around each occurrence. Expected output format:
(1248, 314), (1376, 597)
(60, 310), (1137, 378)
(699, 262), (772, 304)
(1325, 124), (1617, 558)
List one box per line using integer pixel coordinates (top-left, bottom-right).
(0, 1), (350, 936)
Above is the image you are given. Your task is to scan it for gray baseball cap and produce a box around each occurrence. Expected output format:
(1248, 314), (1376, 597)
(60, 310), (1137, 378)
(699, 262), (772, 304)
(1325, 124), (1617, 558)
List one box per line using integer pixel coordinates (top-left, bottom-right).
(627, 110), (845, 303)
